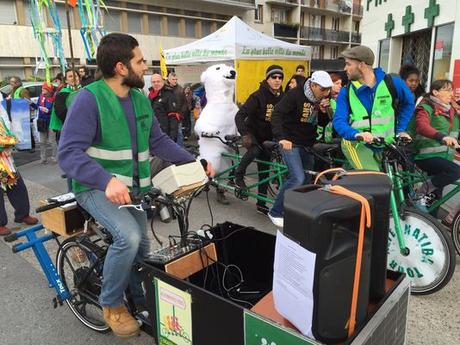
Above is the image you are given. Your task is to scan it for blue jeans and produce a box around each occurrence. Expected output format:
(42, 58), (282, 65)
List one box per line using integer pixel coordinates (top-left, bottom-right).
(75, 189), (150, 307)
(269, 147), (314, 218)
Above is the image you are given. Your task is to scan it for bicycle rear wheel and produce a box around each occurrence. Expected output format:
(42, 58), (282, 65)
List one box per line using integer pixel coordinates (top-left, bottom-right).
(388, 207), (456, 295)
(56, 237), (109, 332)
(452, 211), (460, 256)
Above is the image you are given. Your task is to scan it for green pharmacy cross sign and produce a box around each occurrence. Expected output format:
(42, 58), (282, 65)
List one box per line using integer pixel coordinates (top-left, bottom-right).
(384, 13), (395, 38)
(402, 5), (415, 34)
(424, 0), (440, 27)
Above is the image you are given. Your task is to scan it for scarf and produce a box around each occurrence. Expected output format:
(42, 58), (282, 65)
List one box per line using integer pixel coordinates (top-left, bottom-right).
(303, 79), (320, 103)
(429, 95), (451, 114)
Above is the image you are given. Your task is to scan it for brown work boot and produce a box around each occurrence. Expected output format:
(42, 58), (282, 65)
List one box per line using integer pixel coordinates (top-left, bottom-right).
(14, 215), (39, 225)
(103, 305), (140, 338)
(0, 226), (11, 236)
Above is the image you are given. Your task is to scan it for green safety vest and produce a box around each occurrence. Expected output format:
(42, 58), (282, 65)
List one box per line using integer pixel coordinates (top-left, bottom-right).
(348, 80), (395, 143)
(49, 87), (72, 131)
(413, 103), (459, 161)
(317, 98), (336, 143)
(72, 80), (153, 194)
(12, 86), (24, 99)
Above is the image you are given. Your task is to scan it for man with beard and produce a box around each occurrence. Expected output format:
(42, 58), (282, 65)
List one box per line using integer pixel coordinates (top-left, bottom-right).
(333, 45), (414, 171)
(234, 65), (284, 214)
(58, 33), (214, 338)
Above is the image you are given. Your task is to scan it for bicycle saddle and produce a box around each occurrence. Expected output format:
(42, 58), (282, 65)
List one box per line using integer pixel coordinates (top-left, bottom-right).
(262, 141), (278, 151)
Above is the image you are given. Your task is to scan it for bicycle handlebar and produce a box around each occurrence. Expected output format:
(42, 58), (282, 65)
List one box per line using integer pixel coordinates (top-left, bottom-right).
(35, 198), (76, 213)
(200, 132), (241, 147)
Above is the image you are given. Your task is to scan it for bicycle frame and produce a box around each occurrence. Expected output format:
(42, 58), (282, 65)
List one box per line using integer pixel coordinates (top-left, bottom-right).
(213, 151), (288, 204)
(382, 159), (408, 254)
(9, 225), (71, 304)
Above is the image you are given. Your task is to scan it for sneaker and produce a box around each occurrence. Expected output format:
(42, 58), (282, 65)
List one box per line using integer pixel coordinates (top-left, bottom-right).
(50, 157), (58, 164)
(268, 213), (284, 228)
(0, 226), (11, 236)
(102, 305), (140, 338)
(14, 215), (39, 225)
(256, 204), (269, 215)
(40, 159), (48, 165)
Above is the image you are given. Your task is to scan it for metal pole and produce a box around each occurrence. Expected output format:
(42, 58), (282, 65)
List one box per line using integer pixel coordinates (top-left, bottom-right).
(348, 0), (354, 48)
(65, 2), (77, 86)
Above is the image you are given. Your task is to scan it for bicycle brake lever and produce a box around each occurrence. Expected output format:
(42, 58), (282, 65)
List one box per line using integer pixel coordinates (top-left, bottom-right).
(118, 204), (144, 211)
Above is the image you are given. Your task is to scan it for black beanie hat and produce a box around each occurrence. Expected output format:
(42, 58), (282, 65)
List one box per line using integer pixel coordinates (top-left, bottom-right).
(265, 64), (284, 80)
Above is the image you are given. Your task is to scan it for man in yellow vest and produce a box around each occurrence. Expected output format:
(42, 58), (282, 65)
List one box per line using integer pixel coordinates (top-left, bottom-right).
(58, 33), (214, 338)
(333, 46), (415, 170)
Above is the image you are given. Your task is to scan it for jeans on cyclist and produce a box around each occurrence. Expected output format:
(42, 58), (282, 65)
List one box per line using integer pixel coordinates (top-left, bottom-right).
(415, 157), (460, 199)
(269, 147), (315, 218)
(75, 189), (150, 308)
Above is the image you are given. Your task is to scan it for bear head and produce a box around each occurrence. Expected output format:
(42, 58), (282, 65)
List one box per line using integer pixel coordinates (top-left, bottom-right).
(200, 64), (236, 103)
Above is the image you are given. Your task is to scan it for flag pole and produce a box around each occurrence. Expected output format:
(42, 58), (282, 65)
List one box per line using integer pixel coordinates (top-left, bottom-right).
(65, 1), (77, 86)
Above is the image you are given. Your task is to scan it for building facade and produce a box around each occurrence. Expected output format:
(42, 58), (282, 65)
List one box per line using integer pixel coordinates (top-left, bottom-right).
(0, 0), (255, 80)
(252, 0), (363, 69)
(361, 0), (460, 90)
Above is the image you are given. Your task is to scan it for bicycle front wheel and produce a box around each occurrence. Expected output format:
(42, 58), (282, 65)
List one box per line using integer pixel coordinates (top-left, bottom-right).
(56, 237), (109, 332)
(388, 207), (456, 295)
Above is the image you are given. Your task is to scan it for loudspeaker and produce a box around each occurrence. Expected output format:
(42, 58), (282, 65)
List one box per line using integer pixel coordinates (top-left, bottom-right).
(329, 173), (392, 301)
(282, 185), (372, 343)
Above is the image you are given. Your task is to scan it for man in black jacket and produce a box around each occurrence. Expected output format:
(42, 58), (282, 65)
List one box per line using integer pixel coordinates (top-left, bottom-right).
(268, 71), (333, 227)
(149, 73), (181, 142)
(234, 65), (284, 215)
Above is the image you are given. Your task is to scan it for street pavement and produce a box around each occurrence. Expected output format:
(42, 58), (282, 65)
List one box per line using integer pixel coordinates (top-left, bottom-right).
(0, 158), (459, 345)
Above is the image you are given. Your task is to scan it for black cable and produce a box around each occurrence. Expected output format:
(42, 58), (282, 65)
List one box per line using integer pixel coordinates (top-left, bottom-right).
(205, 188), (214, 227)
(150, 217), (163, 246)
(211, 226), (252, 242)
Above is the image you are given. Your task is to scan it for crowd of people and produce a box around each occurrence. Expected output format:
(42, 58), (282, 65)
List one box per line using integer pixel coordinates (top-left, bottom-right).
(235, 45), (460, 228)
(0, 34), (459, 337)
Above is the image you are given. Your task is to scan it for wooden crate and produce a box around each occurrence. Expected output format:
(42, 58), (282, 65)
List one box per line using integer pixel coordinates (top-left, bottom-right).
(39, 200), (85, 236)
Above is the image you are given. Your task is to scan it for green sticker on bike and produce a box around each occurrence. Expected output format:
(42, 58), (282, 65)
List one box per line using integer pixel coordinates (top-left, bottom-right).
(244, 311), (319, 345)
(155, 278), (193, 345)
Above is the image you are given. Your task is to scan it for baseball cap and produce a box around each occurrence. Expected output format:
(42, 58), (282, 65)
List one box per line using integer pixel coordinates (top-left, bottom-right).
(310, 71), (333, 88)
(339, 45), (375, 66)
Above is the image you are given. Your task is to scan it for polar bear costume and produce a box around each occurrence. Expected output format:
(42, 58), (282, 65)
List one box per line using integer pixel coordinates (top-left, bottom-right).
(194, 64), (239, 172)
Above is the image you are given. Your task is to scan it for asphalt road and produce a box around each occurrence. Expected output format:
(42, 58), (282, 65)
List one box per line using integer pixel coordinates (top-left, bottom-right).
(1, 158), (459, 344)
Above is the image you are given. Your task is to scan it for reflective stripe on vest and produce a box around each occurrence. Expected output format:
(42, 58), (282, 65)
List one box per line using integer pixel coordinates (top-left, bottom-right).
(86, 147), (132, 160)
(348, 79), (395, 142)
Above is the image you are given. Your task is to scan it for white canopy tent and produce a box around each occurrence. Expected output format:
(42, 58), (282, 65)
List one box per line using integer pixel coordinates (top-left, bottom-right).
(164, 16), (311, 64)
(164, 16), (311, 103)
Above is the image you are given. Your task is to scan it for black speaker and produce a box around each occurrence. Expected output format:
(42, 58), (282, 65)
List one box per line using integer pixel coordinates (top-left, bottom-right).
(282, 185), (372, 343)
(329, 173), (392, 301)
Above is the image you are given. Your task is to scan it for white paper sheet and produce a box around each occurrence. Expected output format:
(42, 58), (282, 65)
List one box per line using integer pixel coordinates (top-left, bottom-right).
(273, 230), (316, 339)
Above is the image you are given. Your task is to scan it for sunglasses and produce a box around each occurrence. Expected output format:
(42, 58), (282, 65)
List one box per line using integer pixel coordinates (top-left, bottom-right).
(270, 75), (283, 80)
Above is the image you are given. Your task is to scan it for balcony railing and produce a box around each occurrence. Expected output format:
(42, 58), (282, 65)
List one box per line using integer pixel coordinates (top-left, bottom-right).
(274, 23), (298, 38)
(266, 0), (299, 6)
(300, 0), (363, 16)
(300, 26), (361, 43)
(202, 0), (256, 7)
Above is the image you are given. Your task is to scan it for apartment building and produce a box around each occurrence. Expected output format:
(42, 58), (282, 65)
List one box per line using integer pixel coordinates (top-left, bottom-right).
(252, 0), (363, 70)
(0, 0), (255, 79)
